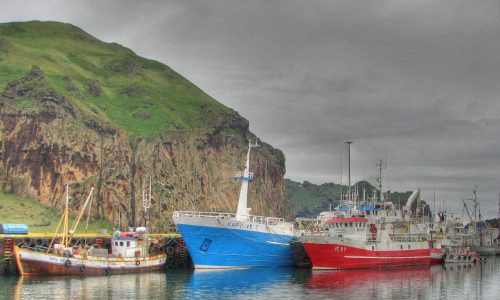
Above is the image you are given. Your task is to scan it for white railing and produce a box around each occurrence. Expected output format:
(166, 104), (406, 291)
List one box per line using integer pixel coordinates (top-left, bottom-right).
(389, 232), (428, 242)
(173, 211), (286, 226)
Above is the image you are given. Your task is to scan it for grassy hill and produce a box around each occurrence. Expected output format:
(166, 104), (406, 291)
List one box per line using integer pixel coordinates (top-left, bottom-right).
(287, 179), (416, 218)
(0, 21), (232, 140)
(0, 192), (112, 233)
(287, 179), (343, 217)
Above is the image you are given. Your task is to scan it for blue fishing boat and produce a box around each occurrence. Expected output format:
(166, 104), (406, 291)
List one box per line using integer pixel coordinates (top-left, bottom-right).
(173, 139), (295, 268)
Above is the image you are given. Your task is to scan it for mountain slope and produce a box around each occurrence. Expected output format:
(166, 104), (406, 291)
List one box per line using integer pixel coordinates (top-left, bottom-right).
(0, 21), (290, 231)
(0, 21), (231, 140)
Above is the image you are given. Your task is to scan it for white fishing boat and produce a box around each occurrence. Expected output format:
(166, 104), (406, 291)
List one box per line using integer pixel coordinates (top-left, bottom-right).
(14, 185), (166, 276)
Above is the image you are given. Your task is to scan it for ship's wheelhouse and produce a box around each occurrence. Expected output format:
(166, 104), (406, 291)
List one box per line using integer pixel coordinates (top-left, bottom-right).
(325, 217), (368, 236)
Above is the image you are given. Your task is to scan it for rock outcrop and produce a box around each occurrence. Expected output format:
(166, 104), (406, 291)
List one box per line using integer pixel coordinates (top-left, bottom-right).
(0, 66), (290, 231)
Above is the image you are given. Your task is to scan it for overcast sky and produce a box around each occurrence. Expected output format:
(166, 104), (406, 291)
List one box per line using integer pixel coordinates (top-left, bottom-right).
(1, 0), (499, 218)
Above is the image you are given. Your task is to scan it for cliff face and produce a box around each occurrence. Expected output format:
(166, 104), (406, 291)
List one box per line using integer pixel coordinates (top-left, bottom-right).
(0, 66), (290, 230)
(0, 22), (291, 230)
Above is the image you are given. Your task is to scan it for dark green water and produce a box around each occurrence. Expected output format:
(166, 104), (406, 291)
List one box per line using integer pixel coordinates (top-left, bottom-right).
(1, 258), (499, 299)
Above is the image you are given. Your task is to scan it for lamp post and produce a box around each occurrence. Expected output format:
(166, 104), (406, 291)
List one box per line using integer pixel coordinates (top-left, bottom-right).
(346, 141), (353, 202)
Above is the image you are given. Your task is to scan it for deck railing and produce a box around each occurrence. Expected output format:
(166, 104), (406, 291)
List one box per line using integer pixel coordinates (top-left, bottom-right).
(173, 211), (286, 226)
(389, 232), (428, 242)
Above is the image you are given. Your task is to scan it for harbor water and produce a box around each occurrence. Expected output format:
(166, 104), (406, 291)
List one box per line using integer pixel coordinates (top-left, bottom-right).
(1, 257), (500, 299)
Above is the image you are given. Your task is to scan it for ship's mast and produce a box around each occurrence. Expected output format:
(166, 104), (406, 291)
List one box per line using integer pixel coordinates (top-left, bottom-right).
(235, 139), (259, 221)
(47, 185), (69, 253)
(63, 184), (69, 247)
(376, 159), (386, 202)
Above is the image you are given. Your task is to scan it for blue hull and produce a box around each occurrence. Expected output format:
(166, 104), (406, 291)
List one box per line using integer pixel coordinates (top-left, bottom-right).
(177, 224), (295, 268)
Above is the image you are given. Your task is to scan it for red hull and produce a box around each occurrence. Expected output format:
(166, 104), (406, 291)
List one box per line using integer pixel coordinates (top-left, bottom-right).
(303, 243), (444, 269)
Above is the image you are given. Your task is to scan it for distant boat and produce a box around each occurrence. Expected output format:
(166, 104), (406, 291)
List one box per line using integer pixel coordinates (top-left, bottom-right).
(173, 139), (295, 268)
(13, 185), (166, 276)
(462, 187), (500, 256)
(443, 247), (482, 263)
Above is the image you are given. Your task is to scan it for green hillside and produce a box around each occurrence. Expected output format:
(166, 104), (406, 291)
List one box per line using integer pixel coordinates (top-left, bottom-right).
(0, 21), (232, 140)
(287, 179), (415, 218)
(0, 192), (112, 233)
(287, 179), (342, 217)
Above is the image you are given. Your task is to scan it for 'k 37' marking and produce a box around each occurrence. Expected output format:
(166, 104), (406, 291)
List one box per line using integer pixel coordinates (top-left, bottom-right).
(334, 246), (347, 252)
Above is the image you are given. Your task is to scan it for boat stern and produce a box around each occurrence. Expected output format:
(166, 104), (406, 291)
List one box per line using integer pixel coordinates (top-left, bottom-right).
(12, 245), (24, 276)
(430, 248), (446, 261)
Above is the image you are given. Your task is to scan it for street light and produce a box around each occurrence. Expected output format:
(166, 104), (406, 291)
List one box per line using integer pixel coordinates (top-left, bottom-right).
(346, 141), (353, 202)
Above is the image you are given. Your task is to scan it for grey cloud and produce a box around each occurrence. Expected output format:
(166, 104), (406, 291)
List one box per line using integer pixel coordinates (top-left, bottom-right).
(1, 0), (499, 218)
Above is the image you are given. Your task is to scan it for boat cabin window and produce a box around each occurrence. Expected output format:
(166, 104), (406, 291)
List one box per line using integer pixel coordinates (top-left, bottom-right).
(400, 245), (403, 250)
(120, 241), (123, 246)
(127, 241), (130, 247)
(408, 245), (410, 249)
(114, 241), (118, 246)
(350, 223), (353, 227)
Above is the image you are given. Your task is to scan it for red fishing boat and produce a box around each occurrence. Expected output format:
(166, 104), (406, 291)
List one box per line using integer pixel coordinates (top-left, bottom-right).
(300, 216), (444, 269)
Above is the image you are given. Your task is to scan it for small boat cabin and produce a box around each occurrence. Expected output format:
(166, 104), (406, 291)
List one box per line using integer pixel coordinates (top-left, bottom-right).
(111, 227), (148, 258)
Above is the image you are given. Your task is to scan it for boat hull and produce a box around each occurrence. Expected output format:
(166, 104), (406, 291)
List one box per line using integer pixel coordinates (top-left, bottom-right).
(471, 245), (500, 256)
(174, 218), (294, 268)
(14, 246), (166, 276)
(303, 242), (444, 269)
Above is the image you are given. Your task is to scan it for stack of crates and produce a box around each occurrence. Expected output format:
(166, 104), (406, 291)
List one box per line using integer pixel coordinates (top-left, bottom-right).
(0, 224), (29, 234)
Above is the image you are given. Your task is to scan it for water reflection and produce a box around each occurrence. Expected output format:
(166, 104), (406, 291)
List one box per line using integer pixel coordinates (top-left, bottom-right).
(182, 267), (300, 299)
(307, 265), (442, 299)
(7, 271), (168, 299)
(1, 258), (499, 299)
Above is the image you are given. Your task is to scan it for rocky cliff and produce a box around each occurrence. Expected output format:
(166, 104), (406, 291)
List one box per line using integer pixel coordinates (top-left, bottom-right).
(0, 21), (290, 231)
